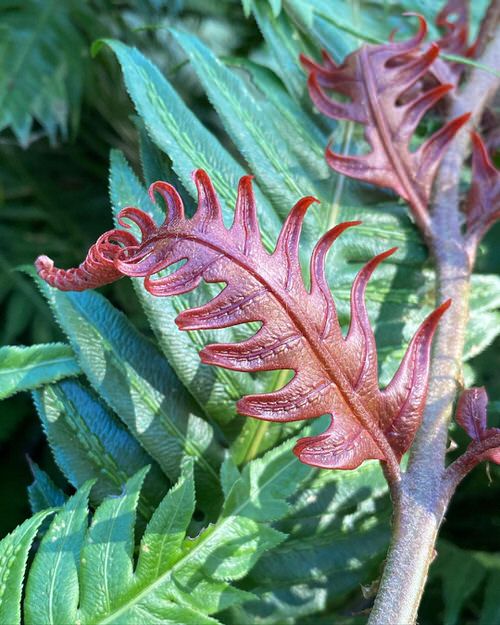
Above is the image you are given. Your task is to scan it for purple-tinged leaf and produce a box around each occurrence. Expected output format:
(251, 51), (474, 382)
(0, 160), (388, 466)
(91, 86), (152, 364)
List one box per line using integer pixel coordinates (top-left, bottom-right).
(35, 228), (139, 291)
(302, 14), (471, 237)
(465, 132), (500, 250)
(456, 387), (500, 465)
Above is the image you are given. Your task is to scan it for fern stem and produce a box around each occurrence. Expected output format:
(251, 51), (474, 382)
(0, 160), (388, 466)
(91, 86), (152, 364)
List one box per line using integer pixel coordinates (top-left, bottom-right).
(368, 21), (500, 625)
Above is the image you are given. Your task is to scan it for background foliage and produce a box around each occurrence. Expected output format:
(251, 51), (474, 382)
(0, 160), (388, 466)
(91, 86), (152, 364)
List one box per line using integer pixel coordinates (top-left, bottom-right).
(0, 1), (498, 623)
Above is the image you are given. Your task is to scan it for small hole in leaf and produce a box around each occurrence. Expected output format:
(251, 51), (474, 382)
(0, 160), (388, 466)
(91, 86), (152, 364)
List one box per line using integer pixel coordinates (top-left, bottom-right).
(193, 508), (205, 522)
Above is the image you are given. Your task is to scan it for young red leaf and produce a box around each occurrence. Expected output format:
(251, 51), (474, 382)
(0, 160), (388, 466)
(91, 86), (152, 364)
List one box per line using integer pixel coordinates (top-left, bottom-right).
(36, 171), (449, 472)
(456, 387), (500, 464)
(34, 213), (147, 291)
(464, 132), (500, 251)
(301, 14), (470, 237)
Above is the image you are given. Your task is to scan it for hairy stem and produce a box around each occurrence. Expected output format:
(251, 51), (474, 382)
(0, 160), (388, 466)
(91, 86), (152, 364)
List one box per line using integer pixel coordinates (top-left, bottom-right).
(368, 21), (500, 625)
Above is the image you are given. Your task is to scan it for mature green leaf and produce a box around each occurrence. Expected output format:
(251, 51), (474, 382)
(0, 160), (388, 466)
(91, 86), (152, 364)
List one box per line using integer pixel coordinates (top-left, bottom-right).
(0, 343), (80, 400)
(224, 58), (328, 181)
(24, 482), (93, 625)
(33, 379), (168, 517)
(14, 441), (313, 624)
(246, 0), (311, 100)
(97, 38), (281, 251)
(172, 28), (326, 231)
(465, 274), (500, 360)
(0, 0), (88, 145)
(37, 278), (222, 475)
(27, 461), (67, 514)
(282, 0), (439, 60)
(0, 509), (53, 625)
(231, 458), (390, 623)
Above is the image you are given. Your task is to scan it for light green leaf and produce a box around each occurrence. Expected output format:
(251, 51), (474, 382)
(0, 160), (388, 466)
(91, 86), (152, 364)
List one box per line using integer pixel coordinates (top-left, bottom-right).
(225, 58), (328, 182)
(98, 38), (281, 251)
(250, 0), (310, 99)
(25, 482), (93, 625)
(135, 458), (195, 583)
(17, 440), (311, 624)
(0, 509), (53, 625)
(173, 28), (325, 229)
(0, 343), (80, 400)
(232, 460), (390, 623)
(78, 468), (149, 622)
(220, 455), (241, 499)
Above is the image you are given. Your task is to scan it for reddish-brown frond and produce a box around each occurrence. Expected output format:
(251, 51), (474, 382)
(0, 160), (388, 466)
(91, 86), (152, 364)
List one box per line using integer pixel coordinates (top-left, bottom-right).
(434, 0), (477, 84)
(36, 171), (449, 471)
(301, 14), (471, 237)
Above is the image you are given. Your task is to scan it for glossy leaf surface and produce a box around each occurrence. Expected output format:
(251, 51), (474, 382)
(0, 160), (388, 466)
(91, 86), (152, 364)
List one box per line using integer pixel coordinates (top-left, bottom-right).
(37, 172), (448, 471)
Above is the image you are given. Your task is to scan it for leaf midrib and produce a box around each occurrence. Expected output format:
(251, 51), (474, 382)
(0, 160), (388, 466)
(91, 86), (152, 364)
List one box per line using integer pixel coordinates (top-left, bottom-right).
(0, 355), (76, 377)
(167, 230), (391, 457)
(360, 47), (425, 216)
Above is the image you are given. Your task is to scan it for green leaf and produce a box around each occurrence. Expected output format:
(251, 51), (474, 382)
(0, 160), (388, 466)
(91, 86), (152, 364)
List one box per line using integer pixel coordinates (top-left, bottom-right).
(465, 274), (500, 360)
(135, 458), (195, 583)
(225, 57), (328, 182)
(0, 0), (87, 145)
(247, 0), (308, 99)
(0, 343), (80, 400)
(27, 460), (67, 514)
(232, 459), (390, 623)
(98, 38), (281, 251)
(0, 509), (53, 625)
(16, 442), (311, 624)
(79, 468), (149, 622)
(37, 278), (223, 514)
(220, 455), (241, 499)
(25, 482), (93, 625)
(172, 29), (325, 228)
(33, 379), (168, 518)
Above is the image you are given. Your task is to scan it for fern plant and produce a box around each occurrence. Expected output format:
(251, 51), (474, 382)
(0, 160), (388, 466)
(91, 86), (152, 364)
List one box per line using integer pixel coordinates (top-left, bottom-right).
(1, 1), (500, 624)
